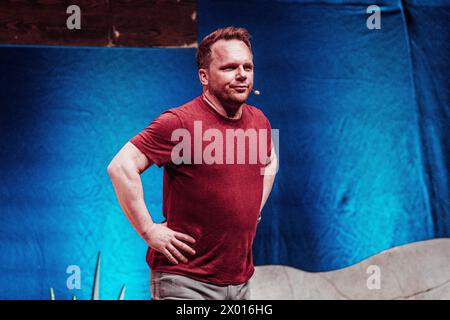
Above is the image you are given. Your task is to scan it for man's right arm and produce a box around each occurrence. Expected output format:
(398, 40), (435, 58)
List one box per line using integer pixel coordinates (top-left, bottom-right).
(107, 142), (196, 265)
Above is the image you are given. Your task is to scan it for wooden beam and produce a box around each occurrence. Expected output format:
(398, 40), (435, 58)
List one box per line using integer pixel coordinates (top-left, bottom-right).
(0, 0), (197, 47)
(111, 0), (197, 48)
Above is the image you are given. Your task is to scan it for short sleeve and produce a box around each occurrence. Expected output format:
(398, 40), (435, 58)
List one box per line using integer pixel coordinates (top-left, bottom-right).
(129, 111), (182, 167)
(265, 116), (272, 159)
(258, 110), (272, 164)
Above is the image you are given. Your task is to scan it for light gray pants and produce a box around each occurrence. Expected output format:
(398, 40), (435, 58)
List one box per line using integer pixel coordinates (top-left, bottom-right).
(150, 270), (251, 300)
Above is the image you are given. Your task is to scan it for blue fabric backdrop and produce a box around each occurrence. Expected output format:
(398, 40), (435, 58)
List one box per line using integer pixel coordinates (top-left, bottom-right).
(0, 0), (448, 299)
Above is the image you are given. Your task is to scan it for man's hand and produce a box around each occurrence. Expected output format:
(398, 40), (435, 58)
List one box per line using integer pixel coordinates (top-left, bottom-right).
(143, 222), (196, 265)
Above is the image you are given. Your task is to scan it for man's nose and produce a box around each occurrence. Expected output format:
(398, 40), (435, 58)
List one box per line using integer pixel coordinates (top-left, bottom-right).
(236, 66), (247, 79)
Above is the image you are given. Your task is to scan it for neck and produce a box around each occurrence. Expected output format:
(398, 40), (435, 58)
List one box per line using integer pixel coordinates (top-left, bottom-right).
(203, 90), (243, 120)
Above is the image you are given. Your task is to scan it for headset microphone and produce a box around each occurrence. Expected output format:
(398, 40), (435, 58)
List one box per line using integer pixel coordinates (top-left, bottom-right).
(252, 89), (261, 96)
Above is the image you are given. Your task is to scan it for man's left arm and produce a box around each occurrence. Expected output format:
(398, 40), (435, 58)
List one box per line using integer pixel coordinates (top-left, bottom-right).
(258, 145), (278, 223)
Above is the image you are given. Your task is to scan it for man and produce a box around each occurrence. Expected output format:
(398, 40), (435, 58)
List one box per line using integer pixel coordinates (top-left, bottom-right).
(107, 27), (277, 300)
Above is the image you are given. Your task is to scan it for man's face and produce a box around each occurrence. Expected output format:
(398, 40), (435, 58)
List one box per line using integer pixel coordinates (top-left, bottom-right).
(204, 39), (254, 106)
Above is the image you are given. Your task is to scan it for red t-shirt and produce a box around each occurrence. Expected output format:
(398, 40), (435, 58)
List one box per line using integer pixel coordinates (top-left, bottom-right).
(130, 95), (272, 285)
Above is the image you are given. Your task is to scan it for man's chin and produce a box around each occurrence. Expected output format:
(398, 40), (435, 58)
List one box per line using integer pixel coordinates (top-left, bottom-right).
(230, 92), (250, 104)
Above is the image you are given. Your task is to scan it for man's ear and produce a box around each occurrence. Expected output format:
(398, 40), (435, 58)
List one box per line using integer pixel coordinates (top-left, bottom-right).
(198, 68), (209, 86)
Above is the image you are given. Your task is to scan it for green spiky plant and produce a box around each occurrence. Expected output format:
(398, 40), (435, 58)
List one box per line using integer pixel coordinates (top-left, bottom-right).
(50, 252), (126, 300)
